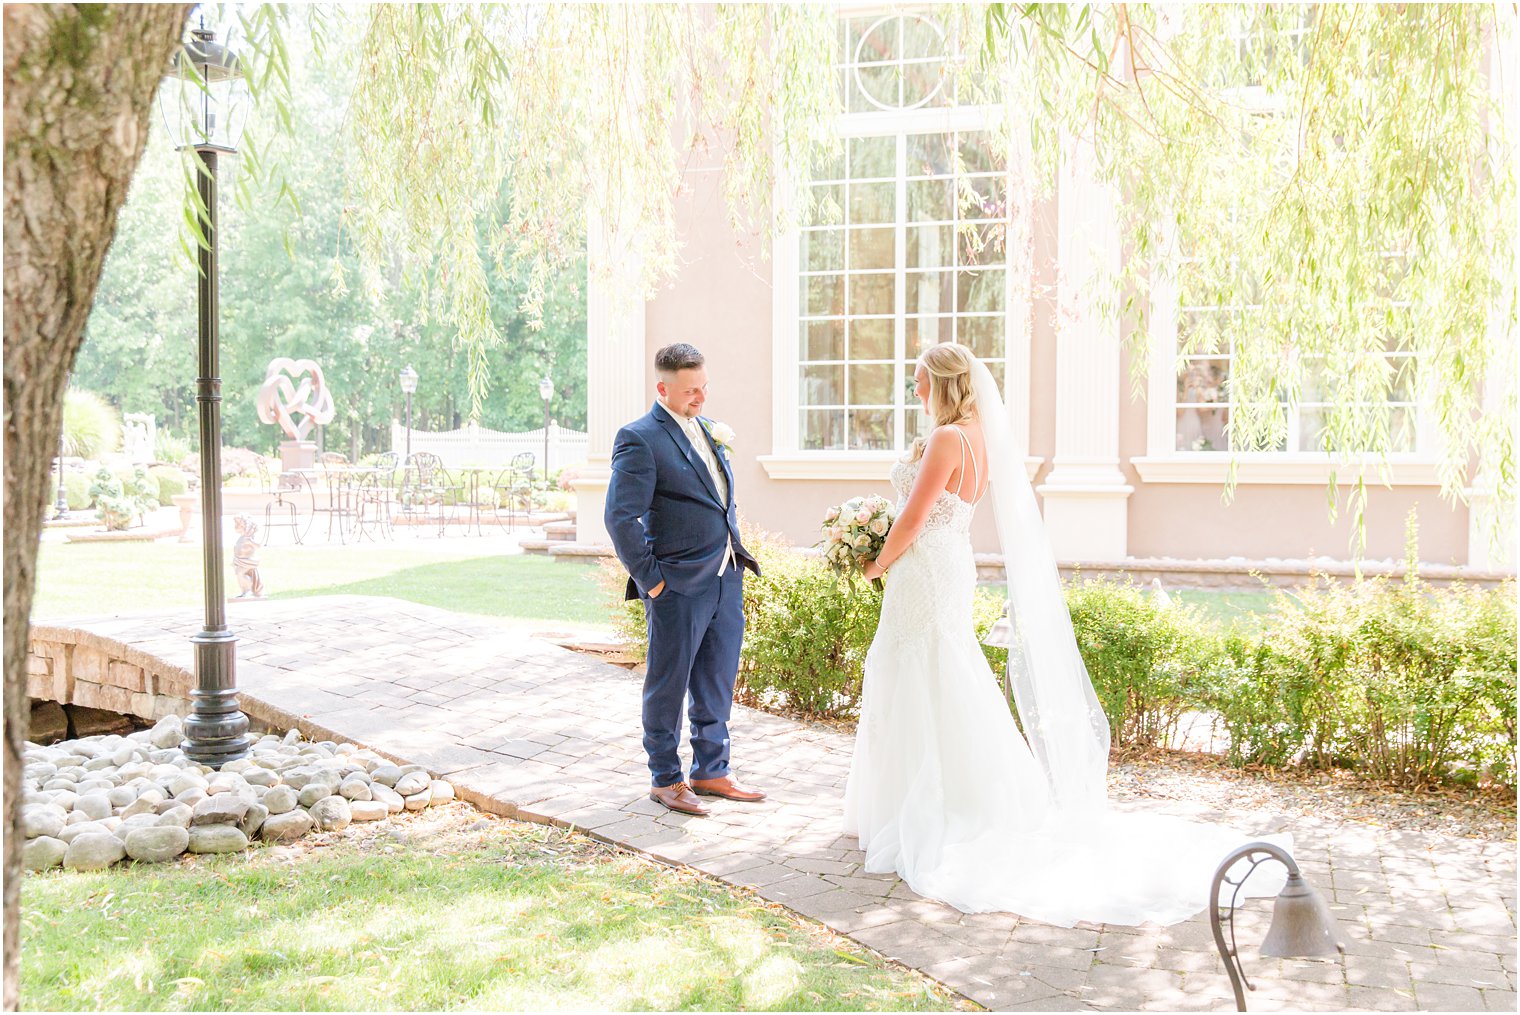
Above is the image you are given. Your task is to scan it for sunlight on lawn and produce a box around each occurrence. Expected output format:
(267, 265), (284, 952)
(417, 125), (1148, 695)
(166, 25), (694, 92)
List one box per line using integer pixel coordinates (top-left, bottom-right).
(32, 540), (615, 626)
(21, 833), (960, 1013)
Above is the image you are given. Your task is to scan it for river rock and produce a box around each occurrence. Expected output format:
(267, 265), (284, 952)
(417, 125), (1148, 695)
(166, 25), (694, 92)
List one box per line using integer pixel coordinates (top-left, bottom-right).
(57, 822), (109, 844)
(403, 791), (430, 812)
(74, 792), (112, 821)
(338, 778), (372, 802)
(370, 784), (404, 814)
(120, 796), (159, 819)
(125, 826), (189, 863)
(166, 773), (206, 797)
(21, 803), (66, 839)
(308, 796), (351, 832)
(242, 767), (279, 788)
(23, 836), (67, 871)
(114, 813), (162, 840)
(192, 794), (251, 826)
(187, 824), (248, 854)
(370, 764), (403, 788)
(263, 786), (298, 814)
(238, 803), (268, 838)
(393, 771), (430, 797)
(157, 804), (194, 829)
(297, 784), (333, 808)
(260, 809), (312, 843)
(175, 788), (208, 809)
(148, 718), (183, 749)
(64, 833), (126, 871)
(428, 781), (455, 806)
(349, 801), (388, 822)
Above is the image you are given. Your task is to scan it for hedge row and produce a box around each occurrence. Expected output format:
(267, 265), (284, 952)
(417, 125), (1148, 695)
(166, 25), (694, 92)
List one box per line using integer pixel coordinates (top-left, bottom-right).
(603, 532), (1516, 790)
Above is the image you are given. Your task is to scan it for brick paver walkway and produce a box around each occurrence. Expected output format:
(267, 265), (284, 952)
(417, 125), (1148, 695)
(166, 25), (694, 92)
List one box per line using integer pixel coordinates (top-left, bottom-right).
(54, 597), (1516, 1012)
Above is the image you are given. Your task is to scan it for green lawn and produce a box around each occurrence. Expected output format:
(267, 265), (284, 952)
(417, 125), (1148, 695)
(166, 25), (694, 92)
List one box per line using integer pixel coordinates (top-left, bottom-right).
(1168, 588), (1280, 631)
(973, 583), (1280, 633)
(21, 814), (960, 1012)
(33, 542), (616, 626)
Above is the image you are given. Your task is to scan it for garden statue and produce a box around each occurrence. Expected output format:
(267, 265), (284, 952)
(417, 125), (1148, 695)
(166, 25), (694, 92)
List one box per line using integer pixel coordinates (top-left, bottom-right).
(122, 412), (156, 464)
(232, 514), (265, 599)
(256, 357), (336, 475)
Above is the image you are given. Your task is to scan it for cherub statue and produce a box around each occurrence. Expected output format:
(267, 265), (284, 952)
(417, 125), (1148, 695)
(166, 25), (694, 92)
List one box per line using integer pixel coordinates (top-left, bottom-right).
(232, 514), (265, 599)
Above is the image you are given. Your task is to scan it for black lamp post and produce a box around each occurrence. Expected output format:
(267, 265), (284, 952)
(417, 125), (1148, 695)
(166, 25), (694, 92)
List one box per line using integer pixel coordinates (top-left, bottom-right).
(161, 18), (251, 767)
(53, 425), (69, 520)
(1210, 841), (1345, 1011)
(538, 375), (553, 484)
(399, 365), (418, 460)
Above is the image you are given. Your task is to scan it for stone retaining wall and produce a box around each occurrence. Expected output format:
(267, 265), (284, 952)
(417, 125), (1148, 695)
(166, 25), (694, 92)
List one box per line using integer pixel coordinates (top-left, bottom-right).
(28, 625), (195, 723)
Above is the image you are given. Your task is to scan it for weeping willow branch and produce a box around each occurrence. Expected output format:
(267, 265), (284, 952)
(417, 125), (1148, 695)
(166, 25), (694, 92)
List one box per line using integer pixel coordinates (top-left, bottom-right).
(982, 3), (1516, 555)
(212, 2), (1511, 557)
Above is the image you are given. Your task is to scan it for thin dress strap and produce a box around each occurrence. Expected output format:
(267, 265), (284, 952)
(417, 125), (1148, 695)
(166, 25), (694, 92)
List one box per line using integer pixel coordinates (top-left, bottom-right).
(951, 425), (985, 504)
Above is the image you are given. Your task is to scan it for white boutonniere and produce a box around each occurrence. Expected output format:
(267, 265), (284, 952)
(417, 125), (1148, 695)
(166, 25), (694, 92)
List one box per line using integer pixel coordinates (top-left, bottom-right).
(702, 419), (736, 461)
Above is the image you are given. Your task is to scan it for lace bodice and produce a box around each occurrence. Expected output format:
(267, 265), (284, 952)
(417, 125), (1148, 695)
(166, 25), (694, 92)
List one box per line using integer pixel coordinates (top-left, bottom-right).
(890, 457), (977, 535)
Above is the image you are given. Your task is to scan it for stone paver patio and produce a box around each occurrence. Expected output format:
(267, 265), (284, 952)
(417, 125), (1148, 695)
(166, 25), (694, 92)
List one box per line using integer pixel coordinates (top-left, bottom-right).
(44, 596), (1517, 1012)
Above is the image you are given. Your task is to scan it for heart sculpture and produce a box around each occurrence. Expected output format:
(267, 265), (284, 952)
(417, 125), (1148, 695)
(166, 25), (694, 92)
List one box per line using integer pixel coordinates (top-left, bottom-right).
(256, 358), (336, 441)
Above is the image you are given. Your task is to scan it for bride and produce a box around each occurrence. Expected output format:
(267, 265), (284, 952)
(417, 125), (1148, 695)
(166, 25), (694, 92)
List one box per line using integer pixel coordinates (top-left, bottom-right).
(845, 342), (1286, 927)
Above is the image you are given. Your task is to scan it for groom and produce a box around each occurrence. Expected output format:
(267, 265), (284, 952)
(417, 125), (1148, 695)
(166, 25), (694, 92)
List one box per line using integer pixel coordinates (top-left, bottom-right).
(605, 343), (764, 816)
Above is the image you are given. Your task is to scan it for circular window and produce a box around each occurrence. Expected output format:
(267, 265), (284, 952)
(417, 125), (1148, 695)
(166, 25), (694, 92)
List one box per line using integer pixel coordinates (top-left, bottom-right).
(851, 13), (949, 112)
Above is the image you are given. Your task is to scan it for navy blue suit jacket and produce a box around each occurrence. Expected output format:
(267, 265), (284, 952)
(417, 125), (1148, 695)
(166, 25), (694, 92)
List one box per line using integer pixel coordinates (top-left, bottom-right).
(606, 402), (759, 600)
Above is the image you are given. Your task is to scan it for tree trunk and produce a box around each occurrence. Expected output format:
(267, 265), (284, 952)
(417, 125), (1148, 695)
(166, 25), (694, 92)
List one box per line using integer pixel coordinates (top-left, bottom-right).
(3, 6), (189, 1008)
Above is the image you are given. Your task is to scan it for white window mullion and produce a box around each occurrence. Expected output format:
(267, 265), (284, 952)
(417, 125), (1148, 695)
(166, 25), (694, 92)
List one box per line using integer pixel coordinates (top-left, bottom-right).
(893, 130), (907, 452)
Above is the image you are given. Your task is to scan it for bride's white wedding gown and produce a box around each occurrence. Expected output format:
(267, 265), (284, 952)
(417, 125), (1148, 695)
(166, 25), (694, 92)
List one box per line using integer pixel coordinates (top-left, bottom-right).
(843, 453), (1288, 927)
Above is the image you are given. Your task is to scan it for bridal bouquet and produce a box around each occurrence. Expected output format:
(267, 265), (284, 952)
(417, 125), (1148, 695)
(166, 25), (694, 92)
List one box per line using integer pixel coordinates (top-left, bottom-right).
(819, 495), (894, 590)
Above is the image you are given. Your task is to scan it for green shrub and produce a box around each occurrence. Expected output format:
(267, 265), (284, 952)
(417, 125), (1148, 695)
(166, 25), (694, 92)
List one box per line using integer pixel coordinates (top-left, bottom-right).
(63, 471), (93, 511)
(154, 431), (192, 466)
(737, 541), (879, 718)
(598, 533), (1517, 789)
(62, 390), (120, 459)
(115, 465), (160, 508)
(1199, 575), (1518, 788)
(88, 467), (156, 531)
(1065, 579), (1214, 750)
(147, 466), (188, 505)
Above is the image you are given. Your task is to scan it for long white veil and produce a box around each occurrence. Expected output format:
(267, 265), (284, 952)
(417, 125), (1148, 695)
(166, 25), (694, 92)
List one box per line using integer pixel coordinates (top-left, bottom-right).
(969, 358), (1112, 813)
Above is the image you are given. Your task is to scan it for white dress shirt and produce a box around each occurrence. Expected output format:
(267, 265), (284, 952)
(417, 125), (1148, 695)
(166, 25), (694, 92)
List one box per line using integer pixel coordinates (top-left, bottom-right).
(663, 403), (735, 576)
(679, 414), (729, 505)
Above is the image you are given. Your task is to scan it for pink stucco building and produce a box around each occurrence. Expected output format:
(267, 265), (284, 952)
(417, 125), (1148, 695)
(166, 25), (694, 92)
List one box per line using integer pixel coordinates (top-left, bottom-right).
(570, 6), (1516, 577)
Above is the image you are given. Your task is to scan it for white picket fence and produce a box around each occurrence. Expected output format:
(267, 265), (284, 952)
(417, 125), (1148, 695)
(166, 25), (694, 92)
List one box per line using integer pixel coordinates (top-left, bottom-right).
(390, 419), (588, 471)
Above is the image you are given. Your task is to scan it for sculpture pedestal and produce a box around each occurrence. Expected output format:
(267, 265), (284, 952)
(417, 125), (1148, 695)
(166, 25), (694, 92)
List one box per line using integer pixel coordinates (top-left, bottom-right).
(278, 440), (316, 479)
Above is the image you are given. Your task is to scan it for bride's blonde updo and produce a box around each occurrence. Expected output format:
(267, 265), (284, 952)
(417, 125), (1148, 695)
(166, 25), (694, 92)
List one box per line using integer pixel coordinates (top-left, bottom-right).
(908, 342), (978, 462)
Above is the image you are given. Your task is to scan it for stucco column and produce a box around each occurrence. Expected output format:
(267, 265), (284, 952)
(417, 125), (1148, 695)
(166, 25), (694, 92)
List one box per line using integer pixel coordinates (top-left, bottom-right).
(571, 221), (646, 544)
(1035, 134), (1134, 561)
(1468, 20), (1518, 571)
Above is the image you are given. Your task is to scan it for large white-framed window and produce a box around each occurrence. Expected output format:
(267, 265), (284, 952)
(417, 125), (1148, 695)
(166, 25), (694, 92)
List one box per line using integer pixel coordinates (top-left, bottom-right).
(1139, 248), (1441, 486)
(762, 5), (1032, 480)
(1135, 11), (1440, 486)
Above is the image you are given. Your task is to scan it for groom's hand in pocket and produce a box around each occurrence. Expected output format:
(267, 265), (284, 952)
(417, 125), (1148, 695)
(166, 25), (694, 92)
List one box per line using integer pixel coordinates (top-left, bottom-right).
(648, 580), (666, 599)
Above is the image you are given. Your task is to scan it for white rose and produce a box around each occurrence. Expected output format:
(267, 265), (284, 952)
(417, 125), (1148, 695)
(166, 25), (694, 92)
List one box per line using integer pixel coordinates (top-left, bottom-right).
(707, 421), (736, 446)
(869, 518), (888, 536)
(853, 533), (871, 549)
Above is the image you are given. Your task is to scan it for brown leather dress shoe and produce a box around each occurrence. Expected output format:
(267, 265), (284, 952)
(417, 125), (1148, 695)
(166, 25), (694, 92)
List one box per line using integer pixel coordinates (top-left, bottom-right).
(689, 776), (767, 802)
(649, 781), (709, 816)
